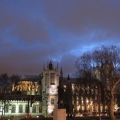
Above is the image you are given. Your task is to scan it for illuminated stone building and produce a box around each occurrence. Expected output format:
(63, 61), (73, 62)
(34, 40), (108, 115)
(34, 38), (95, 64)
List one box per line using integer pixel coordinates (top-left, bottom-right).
(0, 61), (59, 117)
(0, 75), (41, 117)
(40, 61), (59, 115)
(59, 77), (118, 116)
(58, 61), (119, 116)
(0, 61), (119, 117)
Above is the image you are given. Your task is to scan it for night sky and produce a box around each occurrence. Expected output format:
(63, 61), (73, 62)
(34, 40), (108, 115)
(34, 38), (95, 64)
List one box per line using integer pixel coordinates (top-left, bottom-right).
(0, 0), (120, 77)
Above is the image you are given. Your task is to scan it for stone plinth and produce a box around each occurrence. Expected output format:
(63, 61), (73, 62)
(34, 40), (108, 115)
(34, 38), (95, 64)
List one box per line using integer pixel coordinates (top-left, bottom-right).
(53, 108), (66, 120)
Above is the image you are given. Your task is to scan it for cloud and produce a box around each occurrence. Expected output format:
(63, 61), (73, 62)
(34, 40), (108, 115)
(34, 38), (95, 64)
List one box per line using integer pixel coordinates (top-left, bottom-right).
(59, 53), (77, 77)
(42, 0), (120, 38)
(0, 0), (120, 77)
(0, 2), (50, 45)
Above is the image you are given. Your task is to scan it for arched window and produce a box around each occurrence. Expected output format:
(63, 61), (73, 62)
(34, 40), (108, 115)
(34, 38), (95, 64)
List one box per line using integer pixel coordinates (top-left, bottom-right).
(11, 105), (16, 113)
(32, 105), (36, 113)
(50, 73), (55, 85)
(5, 105), (8, 113)
(51, 98), (54, 104)
(19, 105), (23, 113)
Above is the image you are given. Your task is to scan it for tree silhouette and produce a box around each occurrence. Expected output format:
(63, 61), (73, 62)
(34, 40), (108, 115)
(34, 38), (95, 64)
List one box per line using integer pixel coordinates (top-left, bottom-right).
(75, 45), (120, 120)
(0, 73), (9, 93)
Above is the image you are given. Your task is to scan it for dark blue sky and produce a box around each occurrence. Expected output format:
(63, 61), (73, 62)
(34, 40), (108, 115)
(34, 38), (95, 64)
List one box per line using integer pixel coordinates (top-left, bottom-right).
(0, 0), (120, 77)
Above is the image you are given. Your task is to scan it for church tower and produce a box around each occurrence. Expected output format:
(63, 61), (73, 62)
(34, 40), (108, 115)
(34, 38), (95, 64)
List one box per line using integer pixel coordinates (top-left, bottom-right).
(41, 61), (59, 116)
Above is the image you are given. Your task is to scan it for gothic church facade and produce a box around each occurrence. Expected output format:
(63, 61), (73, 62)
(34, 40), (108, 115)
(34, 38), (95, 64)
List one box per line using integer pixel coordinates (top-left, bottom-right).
(0, 61), (119, 117)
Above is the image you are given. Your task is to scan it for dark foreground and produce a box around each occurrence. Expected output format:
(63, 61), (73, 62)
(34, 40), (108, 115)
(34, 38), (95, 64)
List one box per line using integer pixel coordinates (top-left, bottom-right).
(1, 116), (120, 120)
(21, 116), (120, 120)
(66, 116), (120, 120)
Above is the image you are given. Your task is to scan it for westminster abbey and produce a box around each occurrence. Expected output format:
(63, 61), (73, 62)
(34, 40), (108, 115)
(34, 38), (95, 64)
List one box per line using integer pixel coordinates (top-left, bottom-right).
(0, 61), (119, 117)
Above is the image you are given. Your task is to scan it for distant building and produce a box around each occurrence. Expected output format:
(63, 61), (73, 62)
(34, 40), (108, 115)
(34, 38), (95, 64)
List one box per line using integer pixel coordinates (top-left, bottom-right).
(0, 61), (119, 117)
(0, 75), (41, 117)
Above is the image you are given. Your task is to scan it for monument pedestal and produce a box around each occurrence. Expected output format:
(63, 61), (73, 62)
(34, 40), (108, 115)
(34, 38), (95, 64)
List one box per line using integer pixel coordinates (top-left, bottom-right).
(53, 108), (66, 120)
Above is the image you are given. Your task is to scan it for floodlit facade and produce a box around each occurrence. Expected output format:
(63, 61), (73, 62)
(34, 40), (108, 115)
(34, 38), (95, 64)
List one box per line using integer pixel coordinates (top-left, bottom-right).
(0, 61), (119, 118)
(0, 76), (41, 118)
(0, 61), (59, 117)
(60, 78), (118, 116)
(41, 61), (59, 115)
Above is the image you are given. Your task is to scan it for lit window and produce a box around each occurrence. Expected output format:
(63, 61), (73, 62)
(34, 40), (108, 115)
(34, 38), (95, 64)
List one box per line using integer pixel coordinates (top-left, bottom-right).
(51, 98), (54, 104)
(11, 105), (16, 113)
(25, 105), (28, 113)
(32, 105), (36, 113)
(5, 105), (8, 113)
(0, 106), (2, 112)
(81, 97), (83, 100)
(19, 105), (23, 113)
(50, 73), (55, 85)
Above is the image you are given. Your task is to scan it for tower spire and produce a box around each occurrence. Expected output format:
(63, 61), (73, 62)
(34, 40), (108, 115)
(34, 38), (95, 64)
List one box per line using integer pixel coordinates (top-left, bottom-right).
(60, 67), (63, 78)
(67, 74), (70, 80)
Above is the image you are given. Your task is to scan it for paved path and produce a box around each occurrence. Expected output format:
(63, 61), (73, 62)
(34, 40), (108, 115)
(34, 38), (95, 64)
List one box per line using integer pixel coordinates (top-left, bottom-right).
(12, 118), (20, 120)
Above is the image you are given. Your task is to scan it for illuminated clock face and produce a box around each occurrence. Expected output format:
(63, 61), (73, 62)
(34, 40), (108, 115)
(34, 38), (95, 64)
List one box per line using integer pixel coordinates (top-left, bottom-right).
(51, 89), (55, 93)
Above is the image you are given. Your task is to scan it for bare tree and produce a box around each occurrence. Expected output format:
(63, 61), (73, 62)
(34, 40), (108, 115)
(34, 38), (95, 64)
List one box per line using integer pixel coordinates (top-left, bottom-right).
(10, 74), (21, 94)
(75, 45), (120, 120)
(0, 73), (9, 93)
(10, 74), (21, 85)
